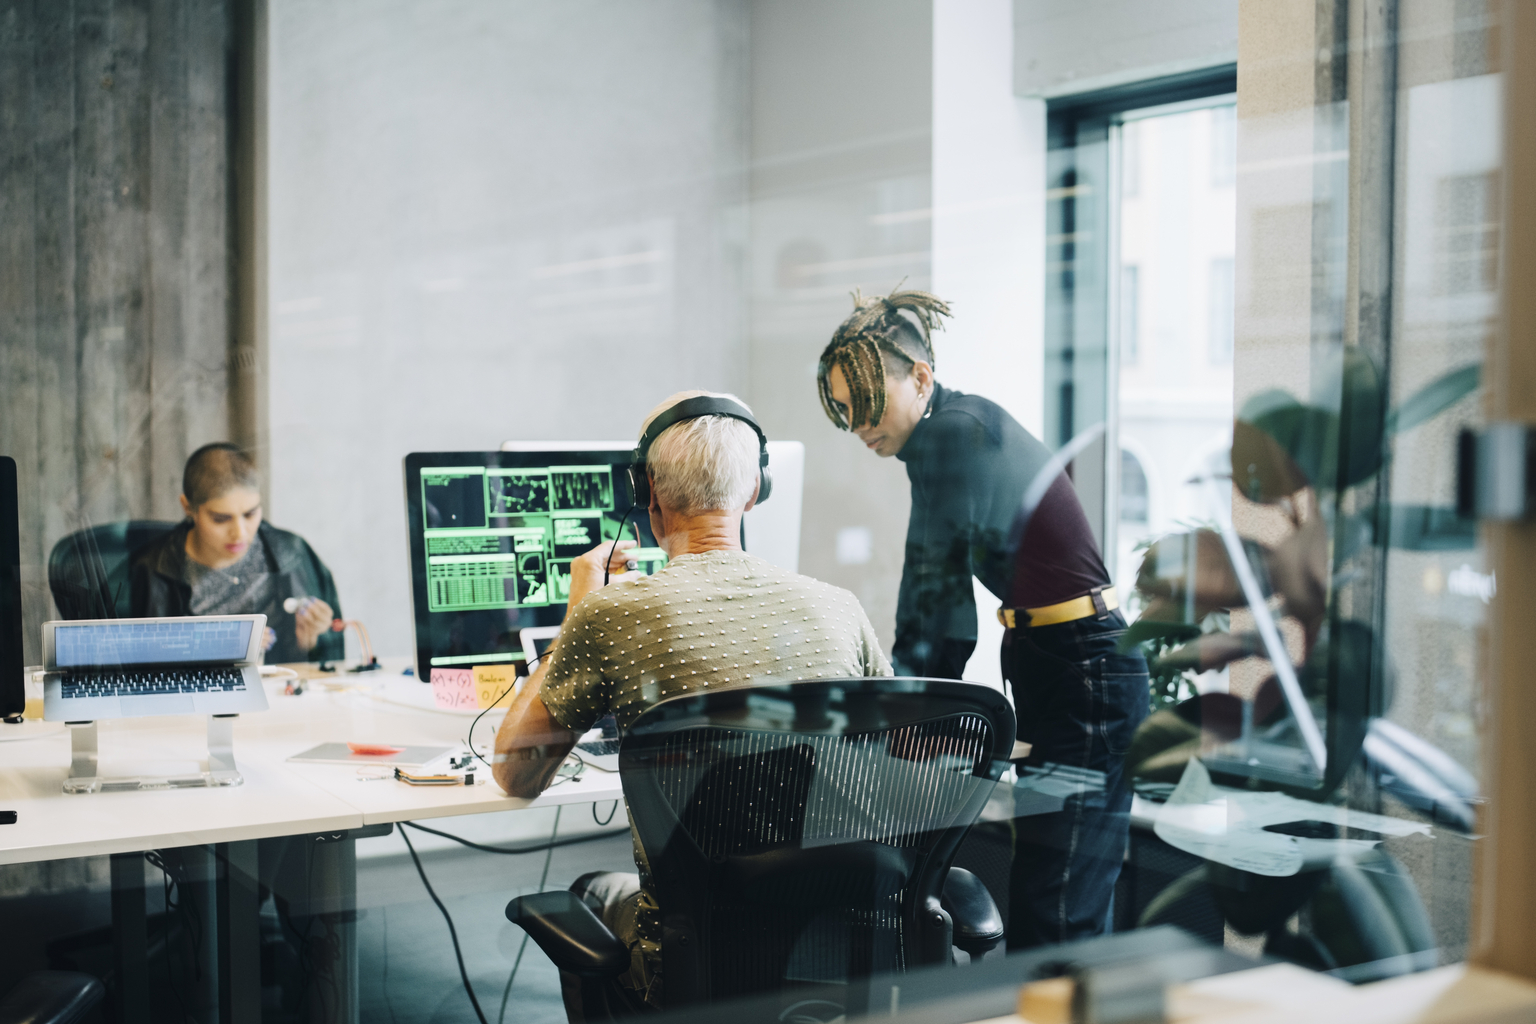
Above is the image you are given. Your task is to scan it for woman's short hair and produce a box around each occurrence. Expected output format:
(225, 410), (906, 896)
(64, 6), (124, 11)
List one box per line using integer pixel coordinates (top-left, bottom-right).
(816, 287), (951, 431)
(182, 443), (260, 511)
(639, 391), (760, 514)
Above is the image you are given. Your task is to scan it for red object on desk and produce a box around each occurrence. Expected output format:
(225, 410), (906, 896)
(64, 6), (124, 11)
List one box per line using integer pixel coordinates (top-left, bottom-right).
(347, 743), (405, 757)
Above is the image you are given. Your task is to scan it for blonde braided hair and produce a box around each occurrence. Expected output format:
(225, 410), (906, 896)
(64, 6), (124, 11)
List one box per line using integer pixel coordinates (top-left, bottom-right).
(816, 287), (952, 430)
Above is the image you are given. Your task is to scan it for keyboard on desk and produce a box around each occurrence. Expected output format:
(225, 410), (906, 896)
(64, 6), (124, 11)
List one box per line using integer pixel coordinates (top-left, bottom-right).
(577, 737), (620, 757)
(58, 666), (248, 699)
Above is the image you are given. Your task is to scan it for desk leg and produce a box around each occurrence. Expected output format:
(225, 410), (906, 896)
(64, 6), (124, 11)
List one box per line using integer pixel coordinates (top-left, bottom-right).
(110, 852), (150, 1024)
(306, 837), (358, 1024)
(183, 846), (223, 1022)
(218, 841), (261, 1024)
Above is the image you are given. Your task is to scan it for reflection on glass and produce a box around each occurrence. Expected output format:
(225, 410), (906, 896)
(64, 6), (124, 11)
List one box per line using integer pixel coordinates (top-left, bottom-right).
(1116, 3), (1498, 979)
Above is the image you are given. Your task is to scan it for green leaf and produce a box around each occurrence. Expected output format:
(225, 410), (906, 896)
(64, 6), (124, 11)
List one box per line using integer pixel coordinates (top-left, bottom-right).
(1385, 363), (1481, 435)
(1236, 348), (1387, 496)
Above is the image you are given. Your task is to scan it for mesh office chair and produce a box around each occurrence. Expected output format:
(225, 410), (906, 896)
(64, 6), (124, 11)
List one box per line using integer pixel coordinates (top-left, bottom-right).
(509, 677), (1015, 1018)
(48, 521), (177, 620)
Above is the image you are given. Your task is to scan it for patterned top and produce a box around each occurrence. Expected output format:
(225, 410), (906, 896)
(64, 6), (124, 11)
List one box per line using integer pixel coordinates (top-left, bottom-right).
(541, 549), (891, 733)
(184, 534), (278, 619)
(538, 548), (891, 1005)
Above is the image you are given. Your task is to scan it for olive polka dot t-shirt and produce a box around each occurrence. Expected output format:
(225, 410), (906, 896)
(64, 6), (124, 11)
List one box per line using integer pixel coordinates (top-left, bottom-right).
(541, 549), (892, 734)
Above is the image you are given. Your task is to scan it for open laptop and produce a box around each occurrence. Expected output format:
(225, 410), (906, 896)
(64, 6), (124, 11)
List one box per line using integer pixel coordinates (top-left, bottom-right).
(43, 615), (270, 721)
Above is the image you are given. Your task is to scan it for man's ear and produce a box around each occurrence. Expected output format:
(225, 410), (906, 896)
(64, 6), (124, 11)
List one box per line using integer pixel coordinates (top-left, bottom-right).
(743, 478), (761, 513)
(179, 494), (193, 520)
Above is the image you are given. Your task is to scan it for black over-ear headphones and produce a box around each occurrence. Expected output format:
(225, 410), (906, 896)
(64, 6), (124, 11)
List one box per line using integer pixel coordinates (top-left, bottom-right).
(628, 396), (772, 509)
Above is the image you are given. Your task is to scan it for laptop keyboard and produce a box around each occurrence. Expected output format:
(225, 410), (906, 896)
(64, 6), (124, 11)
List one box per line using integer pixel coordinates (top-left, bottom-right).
(59, 667), (248, 699)
(577, 738), (620, 756)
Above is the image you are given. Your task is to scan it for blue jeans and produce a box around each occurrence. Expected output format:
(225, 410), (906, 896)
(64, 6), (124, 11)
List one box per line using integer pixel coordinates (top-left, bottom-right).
(1002, 610), (1148, 949)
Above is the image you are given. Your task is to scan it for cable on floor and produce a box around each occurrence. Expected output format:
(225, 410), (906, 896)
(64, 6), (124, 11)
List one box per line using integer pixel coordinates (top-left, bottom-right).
(400, 827), (490, 1024)
(400, 817), (626, 854)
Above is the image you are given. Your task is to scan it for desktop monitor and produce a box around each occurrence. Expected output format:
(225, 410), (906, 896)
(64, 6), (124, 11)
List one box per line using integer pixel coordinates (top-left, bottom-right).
(403, 448), (661, 682)
(0, 457), (21, 721)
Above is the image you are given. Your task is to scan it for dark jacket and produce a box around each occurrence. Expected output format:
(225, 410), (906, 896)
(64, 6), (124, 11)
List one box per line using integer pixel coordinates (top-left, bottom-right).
(127, 520), (344, 663)
(893, 382), (1109, 679)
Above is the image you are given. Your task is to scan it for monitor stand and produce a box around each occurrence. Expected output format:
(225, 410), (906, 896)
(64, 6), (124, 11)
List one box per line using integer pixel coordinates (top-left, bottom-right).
(63, 714), (244, 793)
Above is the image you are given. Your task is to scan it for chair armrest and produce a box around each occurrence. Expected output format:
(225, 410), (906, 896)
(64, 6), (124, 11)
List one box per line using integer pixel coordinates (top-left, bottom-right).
(0, 972), (104, 1024)
(506, 891), (630, 979)
(943, 867), (1005, 957)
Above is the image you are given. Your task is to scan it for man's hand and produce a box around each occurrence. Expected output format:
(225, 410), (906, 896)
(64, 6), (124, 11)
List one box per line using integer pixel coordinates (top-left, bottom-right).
(294, 598), (335, 652)
(565, 540), (642, 617)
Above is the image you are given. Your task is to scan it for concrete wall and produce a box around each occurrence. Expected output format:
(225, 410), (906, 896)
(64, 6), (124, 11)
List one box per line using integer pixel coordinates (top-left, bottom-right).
(267, 0), (751, 656)
(0, 0), (237, 661)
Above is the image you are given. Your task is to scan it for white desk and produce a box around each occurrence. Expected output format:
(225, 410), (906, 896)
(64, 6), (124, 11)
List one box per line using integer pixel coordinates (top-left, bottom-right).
(0, 673), (623, 863)
(0, 718), (360, 864)
(266, 673), (623, 825)
(0, 672), (624, 1024)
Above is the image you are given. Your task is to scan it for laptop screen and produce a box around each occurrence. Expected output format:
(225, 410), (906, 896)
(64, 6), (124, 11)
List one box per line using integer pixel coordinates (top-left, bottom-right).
(53, 619), (255, 668)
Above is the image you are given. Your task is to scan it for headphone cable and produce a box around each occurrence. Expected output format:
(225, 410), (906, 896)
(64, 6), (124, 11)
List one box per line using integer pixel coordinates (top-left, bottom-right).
(603, 504), (638, 586)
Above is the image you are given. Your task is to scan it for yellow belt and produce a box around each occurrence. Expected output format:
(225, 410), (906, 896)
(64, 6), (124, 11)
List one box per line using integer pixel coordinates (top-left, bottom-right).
(997, 586), (1118, 629)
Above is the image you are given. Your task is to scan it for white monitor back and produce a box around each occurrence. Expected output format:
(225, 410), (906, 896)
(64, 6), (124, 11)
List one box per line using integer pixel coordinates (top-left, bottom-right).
(499, 439), (805, 573)
(745, 441), (804, 573)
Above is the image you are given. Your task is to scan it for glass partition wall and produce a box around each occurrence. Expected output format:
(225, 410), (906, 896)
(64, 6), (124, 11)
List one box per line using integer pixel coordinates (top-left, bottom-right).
(1041, 0), (1496, 980)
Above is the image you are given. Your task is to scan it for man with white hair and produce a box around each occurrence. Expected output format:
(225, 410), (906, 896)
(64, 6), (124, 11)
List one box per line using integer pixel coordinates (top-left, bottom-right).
(492, 390), (891, 1010)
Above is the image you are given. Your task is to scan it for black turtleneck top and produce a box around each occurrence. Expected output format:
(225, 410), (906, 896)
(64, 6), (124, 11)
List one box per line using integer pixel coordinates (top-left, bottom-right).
(892, 382), (1111, 678)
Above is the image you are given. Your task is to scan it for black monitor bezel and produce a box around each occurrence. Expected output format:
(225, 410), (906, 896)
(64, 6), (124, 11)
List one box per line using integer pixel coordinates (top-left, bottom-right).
(402, 449), (654, 683)
(0, 457), (21, 719)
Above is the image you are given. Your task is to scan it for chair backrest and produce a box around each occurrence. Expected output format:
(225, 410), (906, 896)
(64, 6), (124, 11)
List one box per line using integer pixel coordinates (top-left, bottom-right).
(47, 521), (178, 620)
(619, 677), (1015, 1008)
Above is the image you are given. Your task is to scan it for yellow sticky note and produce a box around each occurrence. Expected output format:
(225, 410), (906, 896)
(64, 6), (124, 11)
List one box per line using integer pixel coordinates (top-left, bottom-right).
(472, 664), (519, 709)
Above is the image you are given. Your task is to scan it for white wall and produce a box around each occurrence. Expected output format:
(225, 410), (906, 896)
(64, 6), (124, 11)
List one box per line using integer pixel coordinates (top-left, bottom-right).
(932, 0), (1046, 686)
(267, 0), (750, 656)
(1013, 0), (1238, 97)
(266, 0), (1238, 673)
(933, 0), (1045, 438)
(746, 0), (933, 654)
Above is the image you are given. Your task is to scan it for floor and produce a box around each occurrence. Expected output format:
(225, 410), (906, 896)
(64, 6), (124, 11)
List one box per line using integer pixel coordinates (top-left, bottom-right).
(355, 829), (636, 1024)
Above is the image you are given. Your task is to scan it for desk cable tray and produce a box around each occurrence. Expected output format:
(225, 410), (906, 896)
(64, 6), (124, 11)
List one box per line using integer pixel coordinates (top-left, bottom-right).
(62, 715), (245, 794)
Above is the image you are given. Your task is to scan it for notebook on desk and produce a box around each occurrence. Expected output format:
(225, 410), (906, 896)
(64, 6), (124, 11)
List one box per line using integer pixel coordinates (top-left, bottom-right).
(41, 615), (270, 721)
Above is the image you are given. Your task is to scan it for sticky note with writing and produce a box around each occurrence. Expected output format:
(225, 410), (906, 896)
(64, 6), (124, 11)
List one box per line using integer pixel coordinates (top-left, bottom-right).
(429, 668), (476, 710)
(472, 664), (519, 709)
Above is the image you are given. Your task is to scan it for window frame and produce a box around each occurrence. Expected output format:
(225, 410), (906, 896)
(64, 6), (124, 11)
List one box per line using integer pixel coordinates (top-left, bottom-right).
(1044, 64), (1238, 571)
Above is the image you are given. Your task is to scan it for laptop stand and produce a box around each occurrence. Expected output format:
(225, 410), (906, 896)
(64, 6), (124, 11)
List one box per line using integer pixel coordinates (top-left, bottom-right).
(63, 714), (244, 793)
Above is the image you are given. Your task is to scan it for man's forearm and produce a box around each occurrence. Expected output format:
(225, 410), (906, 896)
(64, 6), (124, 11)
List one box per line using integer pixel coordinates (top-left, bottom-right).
(491, 659), (576, 797)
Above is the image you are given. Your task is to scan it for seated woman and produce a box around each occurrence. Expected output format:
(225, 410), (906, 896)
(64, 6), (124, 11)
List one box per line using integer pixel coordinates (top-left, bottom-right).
(128, 443), (343, 663)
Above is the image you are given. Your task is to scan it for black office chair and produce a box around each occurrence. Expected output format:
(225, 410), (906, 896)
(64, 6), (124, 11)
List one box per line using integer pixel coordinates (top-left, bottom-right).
(508, 677), (1014, 1019)
(0, 973), (103, 1024)
(48, 521), (177, 620)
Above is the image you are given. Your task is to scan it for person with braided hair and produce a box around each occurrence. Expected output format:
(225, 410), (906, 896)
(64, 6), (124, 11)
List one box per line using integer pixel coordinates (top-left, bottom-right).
(817, 287), (1149, 949)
